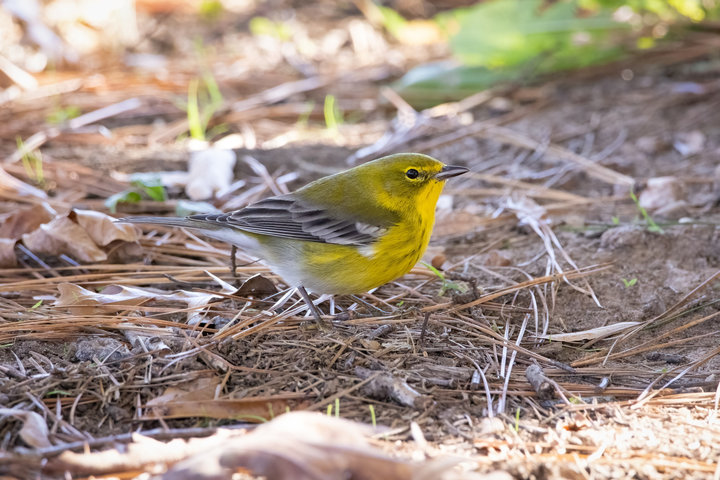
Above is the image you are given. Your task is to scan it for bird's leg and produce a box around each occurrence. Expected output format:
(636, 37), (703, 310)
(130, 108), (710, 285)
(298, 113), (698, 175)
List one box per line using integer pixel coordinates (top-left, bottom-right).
(297, 285), (327, 328)
(230, 245), (238, 277)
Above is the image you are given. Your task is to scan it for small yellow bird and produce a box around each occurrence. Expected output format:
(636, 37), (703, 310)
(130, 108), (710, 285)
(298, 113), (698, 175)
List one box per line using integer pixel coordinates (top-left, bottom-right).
(121, 153), (468, 322)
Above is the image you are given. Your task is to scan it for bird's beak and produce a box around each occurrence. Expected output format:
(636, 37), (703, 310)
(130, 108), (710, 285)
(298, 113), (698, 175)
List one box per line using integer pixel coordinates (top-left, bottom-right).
(434, 165), (469, 180)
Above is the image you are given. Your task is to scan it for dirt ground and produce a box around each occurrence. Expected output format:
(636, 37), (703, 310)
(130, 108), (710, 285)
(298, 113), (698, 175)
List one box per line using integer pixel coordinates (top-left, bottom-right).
(1, 2), (719, 479)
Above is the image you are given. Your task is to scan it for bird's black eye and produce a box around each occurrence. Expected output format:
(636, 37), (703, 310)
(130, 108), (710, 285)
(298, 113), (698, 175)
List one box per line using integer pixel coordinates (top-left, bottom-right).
(405, 169), (419, 179)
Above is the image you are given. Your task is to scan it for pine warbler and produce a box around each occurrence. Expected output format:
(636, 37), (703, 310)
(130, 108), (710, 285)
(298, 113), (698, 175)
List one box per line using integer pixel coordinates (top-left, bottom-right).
(121, 153), (468, 322)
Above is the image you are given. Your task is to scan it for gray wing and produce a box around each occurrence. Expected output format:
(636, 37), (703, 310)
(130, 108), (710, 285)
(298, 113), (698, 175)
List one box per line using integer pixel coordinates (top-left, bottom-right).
(188, 196), (388, 246)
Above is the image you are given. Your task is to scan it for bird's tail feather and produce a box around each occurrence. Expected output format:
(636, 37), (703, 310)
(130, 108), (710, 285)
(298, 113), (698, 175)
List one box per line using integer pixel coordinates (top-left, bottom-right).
(116, 216), (263, 254)
(116, 216), (220, 230)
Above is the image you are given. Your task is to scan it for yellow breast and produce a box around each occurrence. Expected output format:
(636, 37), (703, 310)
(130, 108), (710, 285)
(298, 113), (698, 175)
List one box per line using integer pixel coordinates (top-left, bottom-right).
(258, 179), (444, 295)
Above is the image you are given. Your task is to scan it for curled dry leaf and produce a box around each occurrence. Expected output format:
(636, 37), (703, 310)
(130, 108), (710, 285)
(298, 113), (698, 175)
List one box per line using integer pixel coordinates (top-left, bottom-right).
(0, 408), (51, 448)
(47, 413), (495, 479)
(167, 412), (413, 480)
(55, 283), (223, 323)
(148, 394), (307, 421)
(23, 216), (108, 262)
(19, 209), (139, 264)
(70, 209), (138, 246)
(147, 376), (221, 405)
(0, 203), (56, 239)
(236, 273), (278, 297)
(146, 376), (308, 421)
(55, 283), (150, 314)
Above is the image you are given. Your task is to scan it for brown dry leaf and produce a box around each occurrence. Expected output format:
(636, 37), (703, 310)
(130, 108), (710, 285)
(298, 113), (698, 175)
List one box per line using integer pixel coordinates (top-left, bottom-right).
(236, 274), (277, 297)
(0, 238), (17, 268)
(167, 412), (414, 480)
(50, 431), (240, 476)
(55, 283), (151, 315)
(146, 376), (307, 421)
(22, 216), (107, 262)
(15, 209), (138, 264)
(48, 413), (487, 479)
(146, 395), (307, 421)
(147, 375), (220, 404)
(0, 408), (51, 448)
(70, 209), (138, 246)
(0, 203), (56, 239)
(55, 283), (223, 320)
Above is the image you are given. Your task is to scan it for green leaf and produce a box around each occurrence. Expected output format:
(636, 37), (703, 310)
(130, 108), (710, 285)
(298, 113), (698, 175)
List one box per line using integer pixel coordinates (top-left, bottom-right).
(105, 191), (142, 212)
(323, 94), (343, 131)
(621, 277), (638, 288)
(450, 0), (623, 69)
(132, 179), (167, 202)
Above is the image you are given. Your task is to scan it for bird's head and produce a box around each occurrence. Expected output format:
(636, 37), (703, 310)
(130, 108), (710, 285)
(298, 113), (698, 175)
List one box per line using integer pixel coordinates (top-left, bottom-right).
(363, 153), (469, 212)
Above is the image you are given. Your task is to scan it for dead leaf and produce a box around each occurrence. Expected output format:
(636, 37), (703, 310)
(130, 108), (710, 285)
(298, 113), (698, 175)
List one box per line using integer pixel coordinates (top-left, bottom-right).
(146, 395), (307, 421)
(70, 209), (138, 246)
(168, 412), (414, 480)
(22, 216), (107, 262)
(55, 283), (149, 315)
(48, 413), (487, 479)
(0, 203), (55, 239)
(145, 376), (307, 421)
(236, 274), (277, 297)
(55, 283), (224, 322)
(147, 376), (220, 406)
(0, 408), (51, 448)
(0, 238), (17, 268)
(105, 240), (144, 264)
